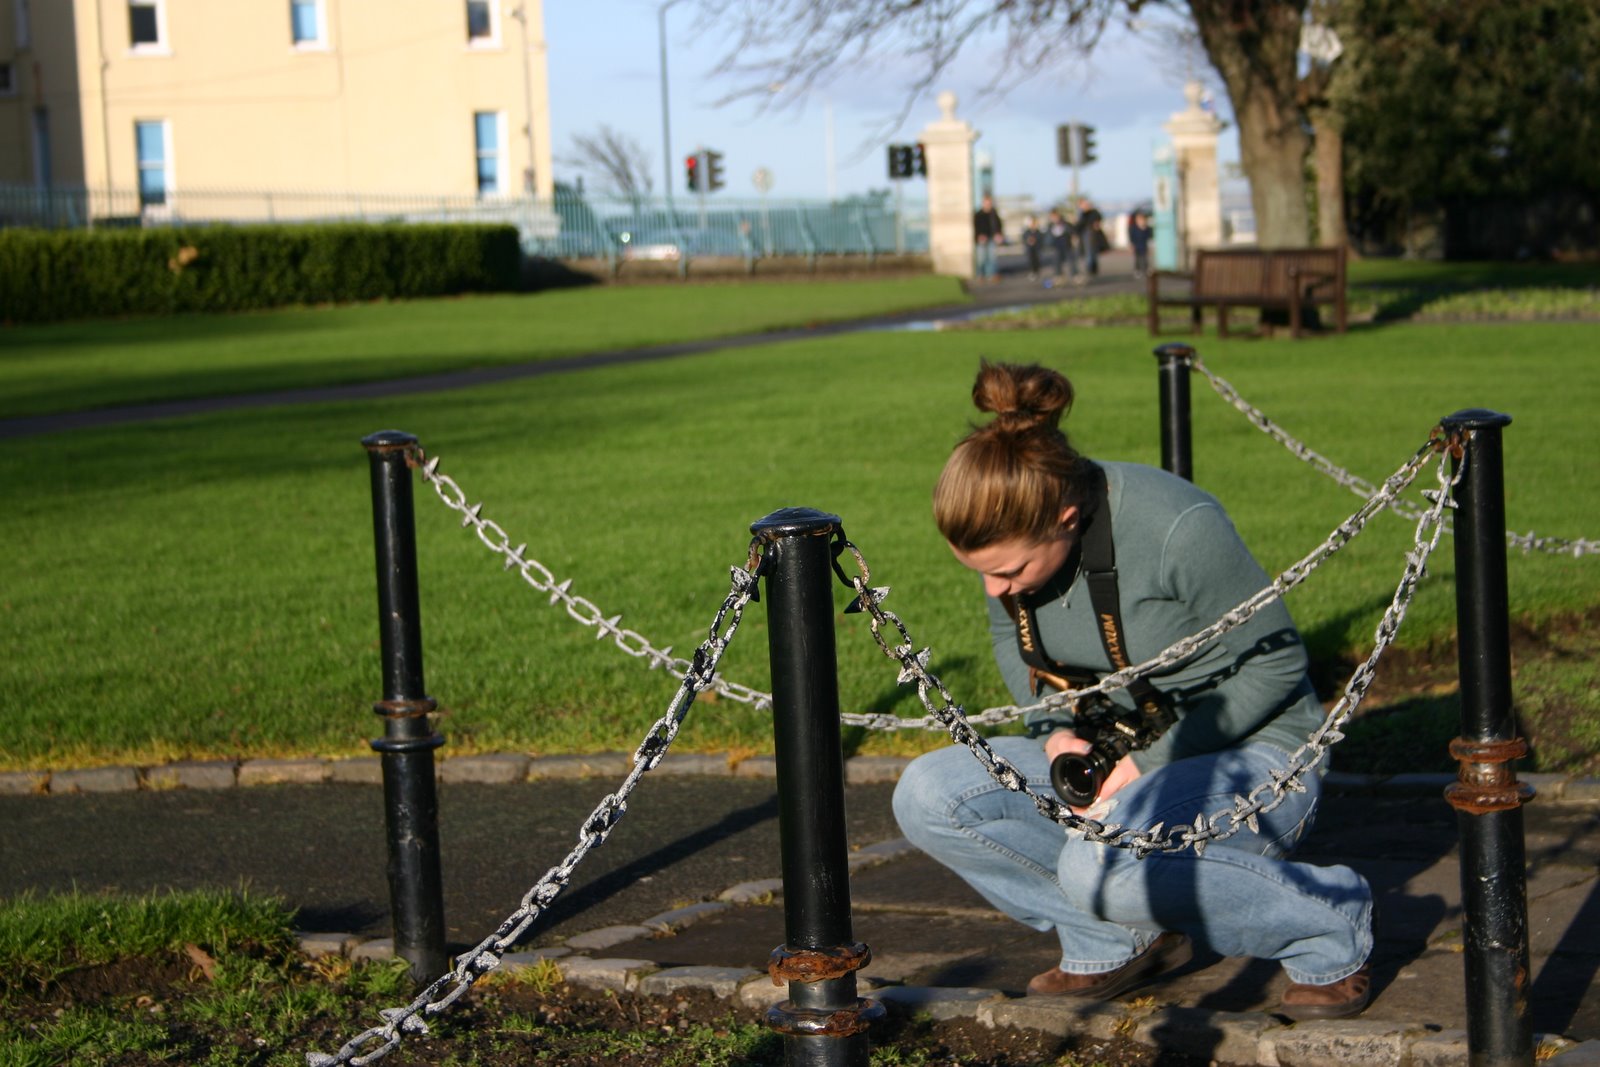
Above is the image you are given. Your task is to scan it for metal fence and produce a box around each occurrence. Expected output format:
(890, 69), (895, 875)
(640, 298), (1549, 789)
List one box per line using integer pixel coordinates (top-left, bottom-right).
(0, 182), (929, 262)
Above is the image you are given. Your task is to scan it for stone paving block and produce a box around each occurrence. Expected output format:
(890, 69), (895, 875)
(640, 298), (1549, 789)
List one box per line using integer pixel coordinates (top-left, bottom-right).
(1564, 777), (1600, 805)
(297, 932), (362, 959)
(639, 901), (732, 932)
(527, 754), (631, 780)
(1132, 1005), (1281, 1066)
(977, 997), (1127, 1042)
(565, 925), (657, 952)
(350, 938), (394, 962)
(51, 766), (139, 794)
(1521, 773), (1567, 801)
(873, 985), (1005, 1021)
(1550, 1040), (1600, 1065)
(145, 761), (237, 791)
(638, 965), (760, 999)
(558, 956), (656, 993)
(850, 838), (919, 869)
(738, 975), (788, 1011)
(1406, 1029), (1471, 1067)
(719, 879), (783, 904)
(845, 756), (909, 784)
(328, 758), (383, 784)
(0, 771), (48, 795)
(238, 759), (329, 786)
(733, 756), (777, 779)
(439, 753), (529, 784)
(1270, 1020), (1410, 1067)
(650, 753), (733, 777)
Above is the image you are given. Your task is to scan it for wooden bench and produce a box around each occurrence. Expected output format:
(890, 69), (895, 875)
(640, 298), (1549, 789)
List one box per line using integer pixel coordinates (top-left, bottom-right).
(1148, 247), (1348, 340)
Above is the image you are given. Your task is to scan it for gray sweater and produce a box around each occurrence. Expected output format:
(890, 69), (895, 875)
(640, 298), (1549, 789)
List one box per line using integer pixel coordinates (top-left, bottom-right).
(986, 461), (1324, 773)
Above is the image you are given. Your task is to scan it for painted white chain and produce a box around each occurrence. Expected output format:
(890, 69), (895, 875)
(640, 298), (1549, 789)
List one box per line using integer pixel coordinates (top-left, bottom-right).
(306, 554), (763, 1066)
(1190, 356), (1598, 558)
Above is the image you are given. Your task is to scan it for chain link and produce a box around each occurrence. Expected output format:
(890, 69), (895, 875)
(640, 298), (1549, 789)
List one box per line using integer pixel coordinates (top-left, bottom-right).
(1190, 356), (1598, 558)
(841, 433), (1443, 732)
(838, 438), (1461, 857)
(410, 446), (773, 710)
(306, 551), (764, 1067)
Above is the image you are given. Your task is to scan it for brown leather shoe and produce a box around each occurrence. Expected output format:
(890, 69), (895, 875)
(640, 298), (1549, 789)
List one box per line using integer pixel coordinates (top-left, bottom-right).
(1026, 932), (1193, 999)
(1280, 964), (1372, 1020)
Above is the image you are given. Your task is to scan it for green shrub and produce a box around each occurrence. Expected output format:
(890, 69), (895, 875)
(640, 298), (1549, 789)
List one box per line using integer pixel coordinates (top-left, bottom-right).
(0, 222), (521, 323)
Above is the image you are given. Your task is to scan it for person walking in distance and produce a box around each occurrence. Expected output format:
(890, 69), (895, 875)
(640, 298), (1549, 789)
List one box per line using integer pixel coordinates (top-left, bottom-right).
(1128, 209), (1153, 280)
(1076, 196), (1104, 279)
(893, 360), (1375, 1020)
(1046, 208), (1077, 285)
(1021, 215), (1044, 280)
(973, 193), (1004, 285)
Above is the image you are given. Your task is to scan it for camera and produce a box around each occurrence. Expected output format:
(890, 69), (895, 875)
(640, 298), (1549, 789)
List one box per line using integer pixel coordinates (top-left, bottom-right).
(1048, 698), (1176, 808)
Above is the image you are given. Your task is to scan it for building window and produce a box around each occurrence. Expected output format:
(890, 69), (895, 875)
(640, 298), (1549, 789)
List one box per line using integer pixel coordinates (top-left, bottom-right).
(129, 0), (165, 50)
(466, 0), (497, 45)
(474, 111), (502, 196)
(136, 120), (170, 207)
(290, 0), (327, 46)
(33, 107), (51, 186)
(15, 0), (31, 49)
(0, 63), (15, 97)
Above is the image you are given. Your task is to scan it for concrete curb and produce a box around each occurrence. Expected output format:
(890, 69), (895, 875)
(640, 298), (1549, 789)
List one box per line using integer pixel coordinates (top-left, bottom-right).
(8, 755), (1600, 807)
(293, 831), (1600, 1066)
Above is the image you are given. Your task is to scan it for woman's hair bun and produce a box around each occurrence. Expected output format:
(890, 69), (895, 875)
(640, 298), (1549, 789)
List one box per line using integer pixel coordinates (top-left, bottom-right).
(971, 359), (1074, 432)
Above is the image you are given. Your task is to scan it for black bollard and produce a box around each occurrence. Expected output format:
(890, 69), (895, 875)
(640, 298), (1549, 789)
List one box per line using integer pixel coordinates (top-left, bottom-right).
(1153, 343), (1195, 482)
(751, 508), (882, 1067)
(1439, 410), (1534, 1067)
(362, 431), (448, 986)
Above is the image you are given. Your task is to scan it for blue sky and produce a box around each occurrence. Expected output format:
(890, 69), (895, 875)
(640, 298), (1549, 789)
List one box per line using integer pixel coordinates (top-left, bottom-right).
(545, 2), (1243, 210)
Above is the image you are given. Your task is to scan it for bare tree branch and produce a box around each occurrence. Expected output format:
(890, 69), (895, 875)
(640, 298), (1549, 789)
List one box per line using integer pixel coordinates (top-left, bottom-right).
(692, 0), (1121, 146)
(558, 124), (655, 199)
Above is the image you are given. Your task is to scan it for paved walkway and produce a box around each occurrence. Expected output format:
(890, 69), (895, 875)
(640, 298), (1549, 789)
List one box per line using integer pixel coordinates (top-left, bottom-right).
(4, 755), (1597, 1065)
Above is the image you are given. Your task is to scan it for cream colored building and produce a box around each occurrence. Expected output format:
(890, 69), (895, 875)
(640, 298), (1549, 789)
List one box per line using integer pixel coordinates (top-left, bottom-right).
(0, 0), (552, 219)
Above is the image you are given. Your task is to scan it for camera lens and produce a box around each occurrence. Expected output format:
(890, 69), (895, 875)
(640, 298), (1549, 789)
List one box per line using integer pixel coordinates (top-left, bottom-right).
(1050, 752), (1105, 808)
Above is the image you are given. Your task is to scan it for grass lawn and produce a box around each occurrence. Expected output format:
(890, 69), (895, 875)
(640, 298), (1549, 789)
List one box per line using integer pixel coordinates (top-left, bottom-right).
(0, 275), (966, 421)
(3, 316), (1597, 772)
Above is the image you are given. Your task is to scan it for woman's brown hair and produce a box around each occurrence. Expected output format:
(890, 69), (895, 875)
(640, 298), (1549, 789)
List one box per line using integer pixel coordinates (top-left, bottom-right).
(933, 360), (1093, 551)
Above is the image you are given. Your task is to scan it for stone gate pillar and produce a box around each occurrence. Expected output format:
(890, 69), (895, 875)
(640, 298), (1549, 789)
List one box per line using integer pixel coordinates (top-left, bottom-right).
(1163, 81), (1226, 263)
(920, 91), (978, 279)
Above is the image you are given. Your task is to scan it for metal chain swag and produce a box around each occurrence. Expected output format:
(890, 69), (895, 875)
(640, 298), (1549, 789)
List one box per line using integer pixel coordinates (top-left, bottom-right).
(410, 446), (772, 711)
(835, 434), (1464, 858)
(1191, 356), (1599, 559)
(413, 437), (1444, 736)
(306, 547), (765, 1067)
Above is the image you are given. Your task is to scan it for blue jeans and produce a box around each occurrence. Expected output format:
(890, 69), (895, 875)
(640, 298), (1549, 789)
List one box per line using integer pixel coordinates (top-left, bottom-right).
(892, 737), (1372, 985)
(975, 240), (997, 279)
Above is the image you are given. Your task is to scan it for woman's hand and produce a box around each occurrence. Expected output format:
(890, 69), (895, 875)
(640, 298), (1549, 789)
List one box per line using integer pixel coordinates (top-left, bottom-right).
(1043, 730), (1143, 815)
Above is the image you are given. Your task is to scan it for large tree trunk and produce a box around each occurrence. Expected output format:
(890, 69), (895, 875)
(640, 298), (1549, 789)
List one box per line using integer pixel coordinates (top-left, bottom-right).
(1311, 112), (1346, 247)
(1189, 0), (1312, 247)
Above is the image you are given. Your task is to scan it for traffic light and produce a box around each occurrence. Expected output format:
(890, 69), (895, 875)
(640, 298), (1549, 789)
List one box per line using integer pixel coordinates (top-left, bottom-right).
(912, 143), (926, 177)
(1056, 124), (1074, 167)
(685, 153), (701, 192)
(1077, 124), (1097, 166)
(706, 149), (725, 191)
(886, 144), (909, 179)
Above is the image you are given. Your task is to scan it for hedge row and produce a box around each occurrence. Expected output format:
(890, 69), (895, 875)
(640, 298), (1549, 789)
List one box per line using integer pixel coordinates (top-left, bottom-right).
(0, 222), (522, 323)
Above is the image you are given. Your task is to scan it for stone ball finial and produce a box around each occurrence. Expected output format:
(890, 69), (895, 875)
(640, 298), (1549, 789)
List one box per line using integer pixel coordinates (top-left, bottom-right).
(937, 90), (958, 120)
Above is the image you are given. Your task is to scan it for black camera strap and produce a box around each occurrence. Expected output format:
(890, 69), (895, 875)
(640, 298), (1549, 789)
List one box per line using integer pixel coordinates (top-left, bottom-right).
(1001, 464), (1172, 733)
